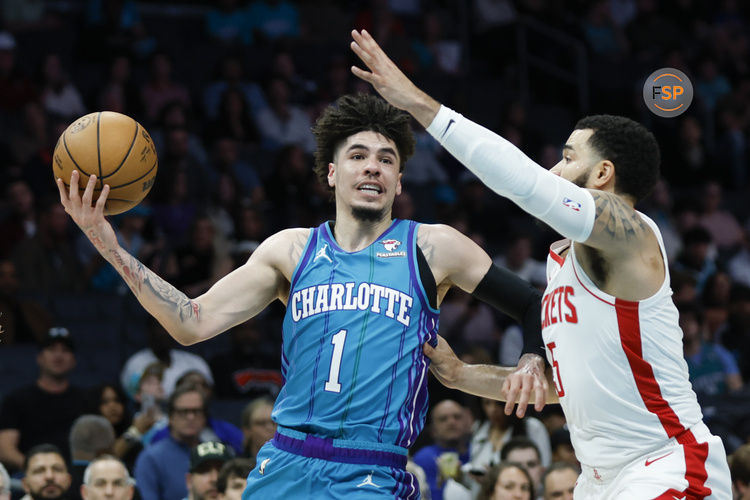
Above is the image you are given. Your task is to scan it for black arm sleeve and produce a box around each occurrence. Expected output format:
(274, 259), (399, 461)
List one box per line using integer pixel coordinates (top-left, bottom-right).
(471, 264), (546, 362)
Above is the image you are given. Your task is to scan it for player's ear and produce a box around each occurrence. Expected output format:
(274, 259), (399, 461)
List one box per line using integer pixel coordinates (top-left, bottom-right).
(395, 172), (402, 196)
(327, 162), (336, 188)
(592, 160), (614, 189)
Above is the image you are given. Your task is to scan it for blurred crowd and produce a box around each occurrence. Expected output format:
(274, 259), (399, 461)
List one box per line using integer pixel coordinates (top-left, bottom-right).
(1, 0), (750, 499)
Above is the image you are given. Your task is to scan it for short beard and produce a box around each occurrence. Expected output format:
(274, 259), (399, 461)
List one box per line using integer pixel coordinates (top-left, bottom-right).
(571, 168), (590, 188)
(351, 206), (385, 222)
(30, 487), (67, 500)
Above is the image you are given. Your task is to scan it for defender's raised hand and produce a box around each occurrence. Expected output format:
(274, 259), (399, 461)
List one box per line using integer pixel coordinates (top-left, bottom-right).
(56, 170), (118, 253)
(350, 29), (440, 127)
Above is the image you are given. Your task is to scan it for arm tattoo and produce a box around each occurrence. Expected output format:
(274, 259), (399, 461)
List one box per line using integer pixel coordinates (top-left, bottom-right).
(108, 249), (200, 323)
(591, 192), (648, 242)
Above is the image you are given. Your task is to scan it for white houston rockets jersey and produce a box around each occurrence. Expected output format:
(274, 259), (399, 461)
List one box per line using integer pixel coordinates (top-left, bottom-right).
(542, 212), (703, 469)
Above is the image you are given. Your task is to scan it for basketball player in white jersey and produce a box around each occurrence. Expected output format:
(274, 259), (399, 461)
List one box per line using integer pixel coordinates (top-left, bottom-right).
(350, 29), (732, 499)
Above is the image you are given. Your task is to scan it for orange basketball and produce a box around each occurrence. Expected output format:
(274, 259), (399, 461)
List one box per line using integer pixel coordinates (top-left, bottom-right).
(52, 111), (158, 215)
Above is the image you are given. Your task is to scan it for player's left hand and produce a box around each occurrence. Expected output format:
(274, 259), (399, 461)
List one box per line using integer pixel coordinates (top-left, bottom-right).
(350, 29), (422, 113)
(502, 353), (548, 418)
(423, 335), (461, 387)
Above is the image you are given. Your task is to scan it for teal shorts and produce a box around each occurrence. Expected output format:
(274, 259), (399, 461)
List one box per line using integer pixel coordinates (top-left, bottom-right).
(242, 428), (421, 499)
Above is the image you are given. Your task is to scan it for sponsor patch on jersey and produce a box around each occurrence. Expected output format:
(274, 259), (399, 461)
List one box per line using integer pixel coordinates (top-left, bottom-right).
(562, 197), (582, 212)
(377, 239), (406, 258)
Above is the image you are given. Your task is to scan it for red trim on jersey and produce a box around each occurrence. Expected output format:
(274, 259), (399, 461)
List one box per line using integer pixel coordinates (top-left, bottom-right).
(548, 248), (564, 266)
(615, 299), (711, 498)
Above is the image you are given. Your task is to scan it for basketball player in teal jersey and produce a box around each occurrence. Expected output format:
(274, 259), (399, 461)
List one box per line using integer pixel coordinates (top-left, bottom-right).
(56, 94), (549, 498)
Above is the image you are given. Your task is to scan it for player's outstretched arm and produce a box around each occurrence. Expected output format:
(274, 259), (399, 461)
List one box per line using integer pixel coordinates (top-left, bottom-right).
(351, 30), (596, 246)
(57, 171), (293, 345)
(425, 336), (558, 413)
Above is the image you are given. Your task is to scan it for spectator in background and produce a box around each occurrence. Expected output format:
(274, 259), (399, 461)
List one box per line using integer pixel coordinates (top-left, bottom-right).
(580, 0), (628, 60)
(413, 400), (473, 500)
(698, 181), (743, 253)
(217, 458), (254, 500)
(680, 301), (743, 397)
(37, 53), (86, 120)
(410, 11), (462, 76)
(541, 462), (578, 500)
(730, 444), (750, 500)
(185, 442), (234, 500)
(673, 226), (717, 294)
(500, 438), (544, 497)
(210, 89), (260, 148)
(164, 214), (234, 298)
(82, 0), (153, 61)
(68, 415), (116, 500)
(477, 462), (533, 500)
(0, 258), (52, 344)
(718, 284), (750, 383)
(729, 229), (750, 289)
(205, 0), (253, 46)
(0, 462), (9, 500)
(140, 51), (190, 124)
(254, 76), (315, 153)
(640, 178), (682, 261)
(246, 0), (300, 44)
(468, 398), (551, 478)
(80, 455), (134, 500)
(203, 54), (266, 121)
(151, 100), (209, 168)
(0, 31), (36, 113)
(211, 137), (263, 201)
(120, 317), (214, 400)
(239, 396), (275, 461)
(133, 386), (210, 500)
(0, 327), (88, 471)
(12, 198), (83, 293)
(149, 373), (243, 455)
(263, 145), (327, 230)
(548, 427), (577, 469)
(21, 444), (73, 500)
(209, 319), (282, 400)
(8, 102), (49, 171)
(97, 53), (143, 118)
(493, 233), (546, 289)
(0, 179), (36, 259)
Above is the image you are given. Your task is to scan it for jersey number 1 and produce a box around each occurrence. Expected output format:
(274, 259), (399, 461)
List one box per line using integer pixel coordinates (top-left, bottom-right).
(324, 329), (347, 393)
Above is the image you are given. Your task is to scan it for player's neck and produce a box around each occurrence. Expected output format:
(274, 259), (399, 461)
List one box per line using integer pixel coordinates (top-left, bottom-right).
(331, 212), (394, 252)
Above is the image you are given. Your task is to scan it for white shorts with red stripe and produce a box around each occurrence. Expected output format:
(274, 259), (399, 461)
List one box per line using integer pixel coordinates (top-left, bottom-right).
(573, 422), (731, 499)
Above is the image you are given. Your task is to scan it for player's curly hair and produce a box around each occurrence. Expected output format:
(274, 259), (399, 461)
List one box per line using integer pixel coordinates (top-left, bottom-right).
(312, 94), (415, 190)
(574, 115), (660, 202)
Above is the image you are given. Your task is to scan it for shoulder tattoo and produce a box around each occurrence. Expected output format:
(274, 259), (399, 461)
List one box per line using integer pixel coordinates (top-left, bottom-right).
(591, 191), (648, 242)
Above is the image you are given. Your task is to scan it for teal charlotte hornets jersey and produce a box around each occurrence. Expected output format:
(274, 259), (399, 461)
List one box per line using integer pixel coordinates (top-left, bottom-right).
(273, 219), (439, 448)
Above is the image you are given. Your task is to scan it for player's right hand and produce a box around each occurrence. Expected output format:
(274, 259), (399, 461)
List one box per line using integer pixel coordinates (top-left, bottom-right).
(502, 353), (549, 418)
(56, 170), (118, 253)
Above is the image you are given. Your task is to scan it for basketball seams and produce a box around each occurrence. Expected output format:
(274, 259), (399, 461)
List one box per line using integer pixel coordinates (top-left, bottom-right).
(96, 112), (103, 190)
(105, 159), (157, 190)
(61, 132), (93, 178)
(100, 119), (140, 180)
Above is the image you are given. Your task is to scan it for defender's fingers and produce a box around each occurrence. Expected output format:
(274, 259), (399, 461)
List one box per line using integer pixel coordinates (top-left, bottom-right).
(351, 65), (375, 83)
(515, 377), (533, 417)
(81, 174), (98, 206)
(504, 377), (521, 415)
(534, 377), (547, 411)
